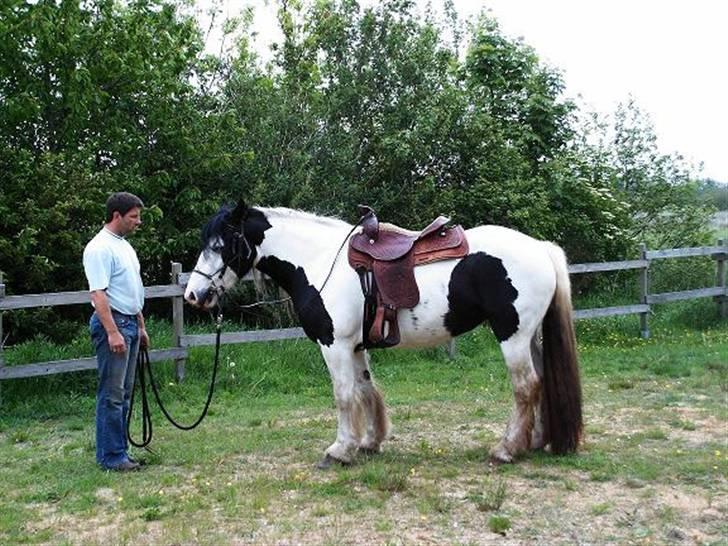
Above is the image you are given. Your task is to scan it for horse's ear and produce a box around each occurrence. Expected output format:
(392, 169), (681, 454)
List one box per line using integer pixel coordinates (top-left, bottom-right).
(230, 200), (249, 224)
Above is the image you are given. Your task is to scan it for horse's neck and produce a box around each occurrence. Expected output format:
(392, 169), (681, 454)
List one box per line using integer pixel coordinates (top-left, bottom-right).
(257, 211), (351, 284)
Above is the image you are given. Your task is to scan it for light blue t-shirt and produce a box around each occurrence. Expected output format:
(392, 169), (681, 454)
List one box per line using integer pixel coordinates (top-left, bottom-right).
(83, 228), (144, 315)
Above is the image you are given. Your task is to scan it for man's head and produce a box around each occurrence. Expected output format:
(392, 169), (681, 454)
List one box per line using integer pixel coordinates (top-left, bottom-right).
(105, 192), (144, 236)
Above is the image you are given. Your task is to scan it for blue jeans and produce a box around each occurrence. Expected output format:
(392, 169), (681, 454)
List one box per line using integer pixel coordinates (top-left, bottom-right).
(90, 311), (139, 469)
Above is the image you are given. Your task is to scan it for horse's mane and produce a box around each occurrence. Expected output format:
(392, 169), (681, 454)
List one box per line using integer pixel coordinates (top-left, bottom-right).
(260, 207), (353, 231)
(202, 205), (352, 247)
(201, 205), (233, 246)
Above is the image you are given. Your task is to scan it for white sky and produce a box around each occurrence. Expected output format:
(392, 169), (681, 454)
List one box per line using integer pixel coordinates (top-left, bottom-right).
(198, 0), (728, 182)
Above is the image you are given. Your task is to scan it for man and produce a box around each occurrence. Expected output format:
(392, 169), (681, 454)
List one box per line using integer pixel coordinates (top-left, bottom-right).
(83, 192), (150, 472)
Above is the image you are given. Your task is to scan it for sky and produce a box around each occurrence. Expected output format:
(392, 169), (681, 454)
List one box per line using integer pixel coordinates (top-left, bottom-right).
(198, 0), (728, 182)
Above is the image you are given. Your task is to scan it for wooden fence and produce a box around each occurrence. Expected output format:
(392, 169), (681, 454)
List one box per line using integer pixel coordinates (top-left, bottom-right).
(0, 241), (725, 381)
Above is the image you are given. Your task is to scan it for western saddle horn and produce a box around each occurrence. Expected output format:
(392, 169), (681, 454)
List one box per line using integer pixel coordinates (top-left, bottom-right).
(348, 205), (469, 349)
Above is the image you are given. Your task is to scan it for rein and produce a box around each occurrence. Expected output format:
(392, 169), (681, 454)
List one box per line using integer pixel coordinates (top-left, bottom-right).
(128, 222), (251, 449)
(127, 310), (224, 449)
(317, 220), (363, 294)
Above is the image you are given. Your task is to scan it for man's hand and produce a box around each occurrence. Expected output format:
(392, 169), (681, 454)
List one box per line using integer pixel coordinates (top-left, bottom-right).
(108, 331), (127, 353)
(139, 328), (150, 349)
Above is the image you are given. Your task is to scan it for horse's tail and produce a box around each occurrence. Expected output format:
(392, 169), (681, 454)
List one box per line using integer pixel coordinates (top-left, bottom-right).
(541, 243), (583, 454)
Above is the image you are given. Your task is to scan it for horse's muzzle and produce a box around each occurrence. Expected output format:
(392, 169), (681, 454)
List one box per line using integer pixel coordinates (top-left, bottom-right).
(185, 288), (217, 309)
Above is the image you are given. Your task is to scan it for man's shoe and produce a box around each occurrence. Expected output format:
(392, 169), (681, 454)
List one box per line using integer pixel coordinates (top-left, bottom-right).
(108, 460), (141, 472)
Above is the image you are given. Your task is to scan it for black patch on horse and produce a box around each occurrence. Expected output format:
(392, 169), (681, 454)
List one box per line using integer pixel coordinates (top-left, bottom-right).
(244, 208), (272, 247)
(444, 252), (520, 342)
(256, 256), (335, 346)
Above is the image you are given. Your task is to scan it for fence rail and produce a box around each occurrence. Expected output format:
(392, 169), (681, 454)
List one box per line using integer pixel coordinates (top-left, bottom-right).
(567, 259), (649, 274)
(0, 240), (725, 380)
(0, 284), (185, 311)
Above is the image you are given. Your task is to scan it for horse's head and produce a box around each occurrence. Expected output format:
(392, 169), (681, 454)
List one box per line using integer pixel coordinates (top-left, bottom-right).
(185, 201), (271, 309)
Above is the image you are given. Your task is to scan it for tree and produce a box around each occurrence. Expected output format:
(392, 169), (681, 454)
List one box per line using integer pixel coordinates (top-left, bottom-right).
(696, 179), (728, 210)
(0, 0), (231, 297)
(611, 99), (714, 248)
(222, 1), (588, 244)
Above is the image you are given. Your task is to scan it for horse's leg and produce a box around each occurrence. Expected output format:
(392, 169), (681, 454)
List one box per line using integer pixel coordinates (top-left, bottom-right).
(317, 344), (389, 468)
(357, 350), (390, 456)
(490, 331), (541, 463)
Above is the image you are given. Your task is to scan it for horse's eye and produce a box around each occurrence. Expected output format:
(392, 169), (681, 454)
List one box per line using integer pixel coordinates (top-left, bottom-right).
(210, 244), (224, 253)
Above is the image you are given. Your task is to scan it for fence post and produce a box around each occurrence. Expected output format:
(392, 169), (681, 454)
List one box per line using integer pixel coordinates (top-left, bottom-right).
(0, 271), (4, 369)
(171, 262), (186, 382)
(639, 243), (650, 339)
(717, 239), (727, 319)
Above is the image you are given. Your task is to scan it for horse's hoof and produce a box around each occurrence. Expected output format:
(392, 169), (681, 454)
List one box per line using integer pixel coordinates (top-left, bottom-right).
(316, 454), (350, 470)
(358, 447), (381, 457)
(489, 448), (514, 465)
(488, 455), (513, 468)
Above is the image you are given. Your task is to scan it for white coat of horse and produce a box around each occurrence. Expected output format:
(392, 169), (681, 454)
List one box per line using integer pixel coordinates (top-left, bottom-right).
(185, 202), (583, 468)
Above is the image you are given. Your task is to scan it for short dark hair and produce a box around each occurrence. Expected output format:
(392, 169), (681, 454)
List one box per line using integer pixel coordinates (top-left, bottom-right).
(106, 192), (144, 222)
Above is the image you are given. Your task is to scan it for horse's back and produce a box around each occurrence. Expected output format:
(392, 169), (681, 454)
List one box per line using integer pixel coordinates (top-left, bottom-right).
(393, 225), (557, 348)
(465, 224), (556, 276)
(466, 224), (548, 254)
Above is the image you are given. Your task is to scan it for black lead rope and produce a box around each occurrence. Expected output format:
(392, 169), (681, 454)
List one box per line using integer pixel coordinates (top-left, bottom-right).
(127, 312), (224, 448)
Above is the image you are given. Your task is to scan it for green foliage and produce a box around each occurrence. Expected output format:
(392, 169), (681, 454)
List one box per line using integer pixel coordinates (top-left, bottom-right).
(0, 0), (234, 294)
(541, 151), (633, 263)
(697, 179), (728, 210)
(464, 16), (573, 167)
(0, 149), (109, 292)
(215, 0), (632, 264)
(0, 0), (717, 345)
(0, 0), (241, 341)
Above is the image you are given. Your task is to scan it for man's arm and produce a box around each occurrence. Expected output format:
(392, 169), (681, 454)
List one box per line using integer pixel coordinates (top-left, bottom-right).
(90, 290), (127, 353)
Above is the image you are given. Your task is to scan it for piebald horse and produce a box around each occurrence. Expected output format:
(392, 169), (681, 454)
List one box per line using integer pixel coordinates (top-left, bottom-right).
(185, 202), (582, 468)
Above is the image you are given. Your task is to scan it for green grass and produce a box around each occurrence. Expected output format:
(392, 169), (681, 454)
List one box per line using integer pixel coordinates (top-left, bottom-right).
(488, 514), (512, 535)
(0, 299), (726, 544)
(467, 477), (507, 512)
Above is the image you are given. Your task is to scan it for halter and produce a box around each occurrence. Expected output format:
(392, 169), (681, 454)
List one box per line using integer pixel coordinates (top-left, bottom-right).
(191, 221), (253, 297)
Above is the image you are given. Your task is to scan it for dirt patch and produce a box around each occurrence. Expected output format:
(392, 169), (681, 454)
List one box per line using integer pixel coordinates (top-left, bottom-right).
(34, 508), (125, 546)
(208, 471), (726, 546)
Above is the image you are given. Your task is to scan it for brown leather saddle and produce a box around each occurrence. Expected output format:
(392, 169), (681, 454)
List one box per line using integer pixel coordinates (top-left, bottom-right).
(348, 206), (469, 349)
